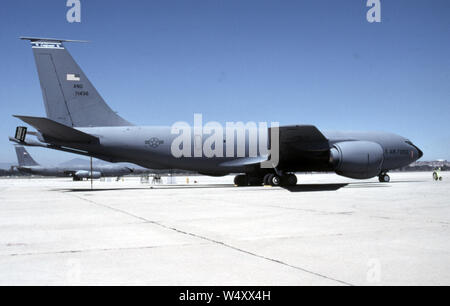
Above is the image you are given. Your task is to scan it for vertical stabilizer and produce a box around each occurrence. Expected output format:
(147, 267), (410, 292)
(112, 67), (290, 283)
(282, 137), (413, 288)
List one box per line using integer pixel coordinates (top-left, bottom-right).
(15, 146), (39, 167)
(21, 37), (132, 127)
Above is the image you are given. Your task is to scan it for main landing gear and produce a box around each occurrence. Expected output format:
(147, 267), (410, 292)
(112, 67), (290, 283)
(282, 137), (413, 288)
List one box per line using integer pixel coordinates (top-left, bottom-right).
(263, 173), (297, 186)
(378, 172), (390, 183)
(234, 173), (297, 187)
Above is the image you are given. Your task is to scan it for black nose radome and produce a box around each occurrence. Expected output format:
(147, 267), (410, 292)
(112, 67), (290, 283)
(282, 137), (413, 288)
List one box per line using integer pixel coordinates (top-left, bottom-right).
(417, 147), (423, 159)
(405, 140), (423, 160)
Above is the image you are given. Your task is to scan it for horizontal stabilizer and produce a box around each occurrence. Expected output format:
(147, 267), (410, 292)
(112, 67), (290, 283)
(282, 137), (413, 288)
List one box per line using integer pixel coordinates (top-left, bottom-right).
(20, 36), (88, 43)
(14, 115), (99, 144)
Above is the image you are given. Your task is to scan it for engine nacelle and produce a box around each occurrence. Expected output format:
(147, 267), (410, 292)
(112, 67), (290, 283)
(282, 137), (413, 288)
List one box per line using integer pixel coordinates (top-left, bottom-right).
(330, 141), (384, 179)
(74, 170), (102, 179)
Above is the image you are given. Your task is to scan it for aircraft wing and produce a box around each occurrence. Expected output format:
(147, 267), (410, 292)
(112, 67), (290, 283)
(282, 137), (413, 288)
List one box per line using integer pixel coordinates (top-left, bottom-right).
(276, 125), (328, 150)
(219, 125), (329, 168)
(219, 156), (268, 167)
(14, 115), (99, 144)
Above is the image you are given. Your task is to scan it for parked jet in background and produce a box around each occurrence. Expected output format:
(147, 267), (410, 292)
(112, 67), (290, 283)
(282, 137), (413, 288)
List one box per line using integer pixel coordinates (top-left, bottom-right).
(13, 145), (135, 181)
(10, 37), (423, 186)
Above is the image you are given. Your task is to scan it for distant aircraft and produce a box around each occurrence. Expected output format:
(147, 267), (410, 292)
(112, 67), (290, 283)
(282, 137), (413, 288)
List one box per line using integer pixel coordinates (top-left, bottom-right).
(10, 37), (423, 186)
(13, 145), (134, 181)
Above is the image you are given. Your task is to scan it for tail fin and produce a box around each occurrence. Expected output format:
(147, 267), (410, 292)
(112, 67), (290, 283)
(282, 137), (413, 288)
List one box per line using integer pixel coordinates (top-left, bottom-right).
(14, 146), (39, 167)
(21, 37), (131, 127)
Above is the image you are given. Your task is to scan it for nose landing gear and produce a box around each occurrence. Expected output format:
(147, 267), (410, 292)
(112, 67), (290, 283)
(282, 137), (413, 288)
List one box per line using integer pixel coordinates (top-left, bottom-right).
(378, 172), (390, 183)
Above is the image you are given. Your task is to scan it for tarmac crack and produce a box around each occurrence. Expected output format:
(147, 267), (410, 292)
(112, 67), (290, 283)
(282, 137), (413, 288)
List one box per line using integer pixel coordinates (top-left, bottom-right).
(4, 242), (209, 258)
(268, 205), (355, 215)
(69, 193), (354, 286)
(370, 215), (450, 225)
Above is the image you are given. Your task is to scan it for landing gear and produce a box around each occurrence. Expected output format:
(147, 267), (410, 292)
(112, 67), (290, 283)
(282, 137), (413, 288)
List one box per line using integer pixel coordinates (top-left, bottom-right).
(269, 174), (281, 186)
(248, 176), (263, 186)
(234, 175), (264, 186)
(264, 173), (297, 186)
(235, 173), (298, 187)
(263, 174), (272, 186)
(234, 174), (248, 186)
(284, 174), (298, 186)
(378, 173), (390, 183)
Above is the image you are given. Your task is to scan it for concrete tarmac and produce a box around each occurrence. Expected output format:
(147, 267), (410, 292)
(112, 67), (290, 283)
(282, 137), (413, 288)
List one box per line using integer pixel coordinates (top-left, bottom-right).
(0, 172), (448, 285)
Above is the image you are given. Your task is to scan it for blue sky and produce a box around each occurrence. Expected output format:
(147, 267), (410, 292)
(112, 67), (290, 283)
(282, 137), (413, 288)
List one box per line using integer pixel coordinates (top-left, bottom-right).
(0, 0), (449, 164)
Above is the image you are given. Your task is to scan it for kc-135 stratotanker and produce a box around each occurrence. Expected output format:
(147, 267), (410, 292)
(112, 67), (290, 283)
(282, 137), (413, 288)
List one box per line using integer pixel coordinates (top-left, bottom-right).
(10, 37), (423, 186)
(12, 145), (136, 181)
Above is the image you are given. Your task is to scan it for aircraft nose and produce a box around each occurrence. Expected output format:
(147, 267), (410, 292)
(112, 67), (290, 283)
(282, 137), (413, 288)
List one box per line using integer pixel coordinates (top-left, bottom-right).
(410, 142), (423, 160)
(405, 140), (423, 160)
(416, 146), (423, 159)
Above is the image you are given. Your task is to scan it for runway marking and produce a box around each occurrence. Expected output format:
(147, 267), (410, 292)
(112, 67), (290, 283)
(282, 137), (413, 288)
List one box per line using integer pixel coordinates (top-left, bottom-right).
(68, 193), (354, 286)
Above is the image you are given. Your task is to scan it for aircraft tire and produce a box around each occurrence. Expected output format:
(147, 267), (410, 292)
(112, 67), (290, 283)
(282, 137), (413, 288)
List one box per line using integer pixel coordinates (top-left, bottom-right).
(263, 174), (272, 185)
(379, 173), (390, 183)
(248, 176), (263, 186)
(285, 174), (298, 186)
(234, 175), (248, 187)
(270, 174), (281, 186)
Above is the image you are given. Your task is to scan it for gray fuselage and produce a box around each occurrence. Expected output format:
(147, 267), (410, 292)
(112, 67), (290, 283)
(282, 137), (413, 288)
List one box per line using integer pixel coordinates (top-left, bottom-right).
(40, 125), (422, 177)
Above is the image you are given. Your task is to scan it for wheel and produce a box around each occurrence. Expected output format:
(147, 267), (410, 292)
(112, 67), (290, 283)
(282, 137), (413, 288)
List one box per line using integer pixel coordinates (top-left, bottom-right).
(234, 175), (248, 186)
(234, 175), (245, 186)
(433, 172), (438, 181)
(270, 174), (281, 186)
(439, 177), (443, 181)
(378, 174), (390, 183)
(248, 176), (263, 186)
(286, 174), (297, 186)
(263, 174), (272, 185)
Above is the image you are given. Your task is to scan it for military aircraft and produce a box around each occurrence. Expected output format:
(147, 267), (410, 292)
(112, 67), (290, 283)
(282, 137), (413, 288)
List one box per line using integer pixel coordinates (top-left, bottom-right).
(13, 145), (134, 181)
(10, 37), (423, 186)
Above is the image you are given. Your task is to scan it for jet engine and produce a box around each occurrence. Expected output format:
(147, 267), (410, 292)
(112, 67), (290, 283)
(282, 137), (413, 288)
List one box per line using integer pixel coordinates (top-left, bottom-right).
(74, 170), (102, 179)
(329, 141), (384, 179)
